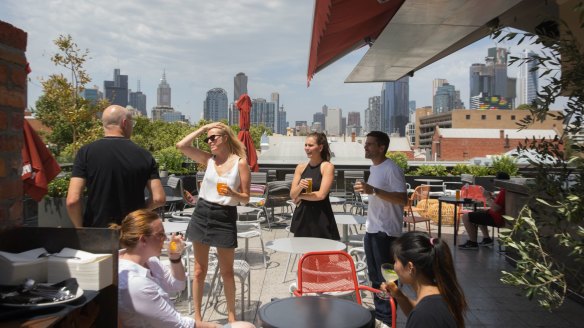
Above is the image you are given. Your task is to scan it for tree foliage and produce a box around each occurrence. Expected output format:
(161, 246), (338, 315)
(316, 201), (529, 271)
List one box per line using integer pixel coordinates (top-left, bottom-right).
(386, 152), (408, 172)
(493, 8), (584, 309)
(34, 35), (106, 161)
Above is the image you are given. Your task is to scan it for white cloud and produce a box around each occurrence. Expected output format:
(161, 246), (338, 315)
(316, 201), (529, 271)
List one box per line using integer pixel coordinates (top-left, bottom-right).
(2, 1), (564, 125)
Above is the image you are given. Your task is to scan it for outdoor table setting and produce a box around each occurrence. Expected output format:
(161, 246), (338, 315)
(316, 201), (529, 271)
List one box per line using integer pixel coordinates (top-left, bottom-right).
(265, 237), (346, 282)
(258, 295), (374, 328)
(334, 214), (366, 244)
(437, 195), (478, 245)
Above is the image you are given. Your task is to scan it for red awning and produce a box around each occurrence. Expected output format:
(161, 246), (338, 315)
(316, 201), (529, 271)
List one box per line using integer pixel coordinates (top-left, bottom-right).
(236, 94), (259, 172)
(307, 0), (404, 85)
(21, 120), (61, 201)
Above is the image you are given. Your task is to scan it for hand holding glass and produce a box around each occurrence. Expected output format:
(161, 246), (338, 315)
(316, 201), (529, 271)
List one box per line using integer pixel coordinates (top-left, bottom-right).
(303, 177), (313, 193)
(377, 263), (398, 300)
(217, 178), (228, 195)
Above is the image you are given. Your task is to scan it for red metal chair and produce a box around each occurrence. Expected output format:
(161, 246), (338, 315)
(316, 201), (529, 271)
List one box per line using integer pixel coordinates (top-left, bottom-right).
(293, 250), (397, 328)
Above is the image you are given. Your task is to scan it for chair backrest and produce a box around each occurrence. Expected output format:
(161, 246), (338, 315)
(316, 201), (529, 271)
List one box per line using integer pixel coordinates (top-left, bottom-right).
(284, 173), (295, 181)
(251, 172), (268, 184)
(296, 250), (364, 304)
(250, 184), (267, 197)
(264, 181), (292, 207)
(412, 185), (430, 204)
(461, 184), (487, 206)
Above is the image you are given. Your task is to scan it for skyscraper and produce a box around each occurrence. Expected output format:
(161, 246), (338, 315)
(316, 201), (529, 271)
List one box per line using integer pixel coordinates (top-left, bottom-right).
(313, 112), (325, 131)
(157, 71), (171, 107)
(250, 98), (276, 132)
(366, 96), (381, 133)
(129, 80), (147, 116)
(433, 83), (462, 113)
(271, 92), (280, 134)
(104, 68), (128, 107)
(347, 112), (360, 126)
(469, 47), (516, 109)
(432, 78), (447, 110)
(234, 72), (248, 101)
(517, 50), (539, 106)
(325, 108), (342, 136)
(381, 76), (409, 136)
(204, 88), (228, 121)
(278, 105), (287, 134)
(80, 85), (103, 106)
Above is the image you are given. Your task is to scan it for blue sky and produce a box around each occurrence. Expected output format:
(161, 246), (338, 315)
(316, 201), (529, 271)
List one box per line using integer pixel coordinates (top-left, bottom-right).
(3, 1), (556, 125)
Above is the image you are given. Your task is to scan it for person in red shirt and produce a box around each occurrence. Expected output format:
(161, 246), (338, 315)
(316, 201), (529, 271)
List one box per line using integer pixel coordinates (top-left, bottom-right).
(459, 172), (510, 250)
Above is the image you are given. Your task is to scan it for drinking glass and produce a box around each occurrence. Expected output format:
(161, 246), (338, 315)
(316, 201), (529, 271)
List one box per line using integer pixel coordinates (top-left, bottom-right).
(377, 262), (398, 300)
(217, 177), (228, 195)
(304, 177), (313, 193)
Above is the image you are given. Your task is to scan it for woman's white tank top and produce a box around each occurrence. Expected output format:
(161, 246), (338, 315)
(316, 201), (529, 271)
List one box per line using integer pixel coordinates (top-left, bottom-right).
(198, 156), (241, 206)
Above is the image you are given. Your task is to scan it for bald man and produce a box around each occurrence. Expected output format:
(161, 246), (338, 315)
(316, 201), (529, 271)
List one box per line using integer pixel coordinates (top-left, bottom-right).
(66, 105), (165, 228)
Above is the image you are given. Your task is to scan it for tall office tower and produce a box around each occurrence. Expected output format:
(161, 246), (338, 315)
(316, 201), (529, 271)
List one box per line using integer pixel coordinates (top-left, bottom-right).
(80, 85), (103, 105)
(432, 78), (447, 110)
(234, 72), (248, 101)
(271, 92), (280, 134)
(325, 107), (342, 136)
(454, 90), (464, 109)
(469, 47), (516, 109)
(295, 121), (308, 127)
(517, 50), (539, 106)
(313, 112), (325, 131)
(409, 100), (416, 113)
(322, 104), (328, 116)
(157, 71), (171, 106)
(367, 96), (381, 132)
(250, 98), (276, 132)
(278, 105), (287, 134)
(104, 68), (128, 107)
(341, 117), (346, 137)
(433, 83), (457, 113)
(347, 112), (361, 126)
(129, 80), (147, 116)
(381, 76), (409, 136)
(204, 88), (228, 121)
(364, 107), (370, 133)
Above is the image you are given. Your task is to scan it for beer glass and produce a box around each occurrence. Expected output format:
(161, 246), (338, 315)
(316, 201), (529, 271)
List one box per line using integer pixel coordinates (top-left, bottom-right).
(217, 177), (228, 195)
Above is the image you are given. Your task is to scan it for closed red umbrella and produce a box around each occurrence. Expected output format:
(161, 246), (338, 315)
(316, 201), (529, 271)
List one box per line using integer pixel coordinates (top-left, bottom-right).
(236, 94), (259, 172)
(21, 120), (61, 201)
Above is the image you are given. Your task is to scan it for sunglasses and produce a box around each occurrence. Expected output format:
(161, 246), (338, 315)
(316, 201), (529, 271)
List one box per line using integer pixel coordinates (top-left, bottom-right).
(204, 134), (223, 143)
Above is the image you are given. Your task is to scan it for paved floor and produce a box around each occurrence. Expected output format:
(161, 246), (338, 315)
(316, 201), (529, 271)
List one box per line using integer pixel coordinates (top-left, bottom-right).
(174, 206), (583, 327)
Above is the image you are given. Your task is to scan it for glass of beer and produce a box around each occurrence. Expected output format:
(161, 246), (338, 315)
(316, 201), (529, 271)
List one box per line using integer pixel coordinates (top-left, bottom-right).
(217, 177), (228, 195)
(304, 177), (313, 193)
(455, 189), (461, 200)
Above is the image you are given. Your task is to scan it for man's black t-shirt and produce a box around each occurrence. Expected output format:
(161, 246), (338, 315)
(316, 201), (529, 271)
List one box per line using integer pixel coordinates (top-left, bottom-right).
(72, 137), (159, 227)
(406, 294), (457, 328)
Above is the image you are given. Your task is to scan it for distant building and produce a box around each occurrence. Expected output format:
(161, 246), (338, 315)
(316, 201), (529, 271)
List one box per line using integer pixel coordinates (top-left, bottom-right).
(80, 86), (103, 105)
(157, 71), (171, 107)
(271, 92), (280, 134)
(204, 88), (228, 121)
(313, 112), (325, 131)
(432, 127), (558, 161)
(469, 47), (516, 109)
(433, 83), (463, 113)
(517, 50), (539, 106)
(347, 112), (360, 126)
(381, 76), (409, 136)
(129, 81), (147, 116)
(234, 72), (248, 101)
(416, 108), (561, 150)
(104, 68), (128, 107)
(278, 106), (287, 134)
(251, 98), (276, 132)
(365, 96), (380, 133)
(295, 120), (308, 127)
(432, 78), (447, 111)
(161, 111), (186, 123)
(325, 107), (342, 136)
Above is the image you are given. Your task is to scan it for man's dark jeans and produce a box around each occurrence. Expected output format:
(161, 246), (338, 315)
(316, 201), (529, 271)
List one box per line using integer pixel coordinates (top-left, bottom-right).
(364, 231), (397, 325)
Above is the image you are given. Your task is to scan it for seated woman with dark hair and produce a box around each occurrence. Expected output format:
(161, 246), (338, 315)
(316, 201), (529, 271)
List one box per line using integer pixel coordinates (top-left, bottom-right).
(381, 231), (467, 328)
(113, 209), (254, 328)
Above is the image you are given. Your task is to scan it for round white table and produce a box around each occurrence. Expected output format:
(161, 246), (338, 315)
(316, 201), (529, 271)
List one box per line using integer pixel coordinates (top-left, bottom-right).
(329, 196), (346, 204)
(266, 237), (347, 282)
(163, 221), (189, 234)
(334, 214), (367, 243)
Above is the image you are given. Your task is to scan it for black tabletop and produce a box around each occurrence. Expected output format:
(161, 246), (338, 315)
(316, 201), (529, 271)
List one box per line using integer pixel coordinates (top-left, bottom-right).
(259, 296), (374, 328)
(438, 196), (476, 204)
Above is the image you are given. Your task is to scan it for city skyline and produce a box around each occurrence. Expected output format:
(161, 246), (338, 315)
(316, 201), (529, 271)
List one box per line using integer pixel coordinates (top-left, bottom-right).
(4, 1), (561, 126)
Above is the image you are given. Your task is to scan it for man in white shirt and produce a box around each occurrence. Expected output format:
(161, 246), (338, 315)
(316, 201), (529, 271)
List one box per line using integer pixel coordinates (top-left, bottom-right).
(355, 131), (407, 327)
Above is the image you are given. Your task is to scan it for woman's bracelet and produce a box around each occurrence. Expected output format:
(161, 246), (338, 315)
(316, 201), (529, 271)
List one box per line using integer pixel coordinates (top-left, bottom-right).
(170, 257), (182, 263)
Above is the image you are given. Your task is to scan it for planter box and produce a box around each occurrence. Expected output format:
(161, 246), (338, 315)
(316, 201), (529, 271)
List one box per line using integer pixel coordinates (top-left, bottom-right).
(38, 197), (75, 228)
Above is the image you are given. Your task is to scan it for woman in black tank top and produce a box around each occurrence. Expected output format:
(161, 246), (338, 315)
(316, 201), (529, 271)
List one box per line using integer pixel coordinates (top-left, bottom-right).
(289, 132), (340, 240)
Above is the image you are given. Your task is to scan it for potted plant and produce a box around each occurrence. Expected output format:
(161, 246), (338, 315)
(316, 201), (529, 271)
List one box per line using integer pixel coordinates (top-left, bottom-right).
(38, 174), (76, 227)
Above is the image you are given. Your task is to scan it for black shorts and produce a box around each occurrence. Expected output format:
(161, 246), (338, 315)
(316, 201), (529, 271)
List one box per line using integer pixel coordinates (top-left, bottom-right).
(186, 198), (238, 248)
(468, 210), (498, 227)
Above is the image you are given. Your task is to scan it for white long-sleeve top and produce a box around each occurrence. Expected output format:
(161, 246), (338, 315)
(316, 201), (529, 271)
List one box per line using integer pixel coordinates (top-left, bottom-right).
(118, 257), (194, 328)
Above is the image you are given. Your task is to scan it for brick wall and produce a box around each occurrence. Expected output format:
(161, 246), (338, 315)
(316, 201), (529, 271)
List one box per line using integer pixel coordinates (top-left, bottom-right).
(433, 135), (520, 161)
(0, 21), (27, 229)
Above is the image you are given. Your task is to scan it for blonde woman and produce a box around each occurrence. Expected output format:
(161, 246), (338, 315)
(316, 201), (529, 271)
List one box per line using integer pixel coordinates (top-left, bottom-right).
(114, 209), (254, 328)
(176, 122), (251, 323)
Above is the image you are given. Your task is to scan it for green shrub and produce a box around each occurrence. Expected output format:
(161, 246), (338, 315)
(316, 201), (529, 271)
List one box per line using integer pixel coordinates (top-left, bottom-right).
(386, 152), (408, 172)
(46, 174), (71, 198)
(411, 164), (447, 176)
(491, 155), (519, 176)
(467, 165), (492, 177)
(154, 146), (190, 175)
(450, 164), (470, 176)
